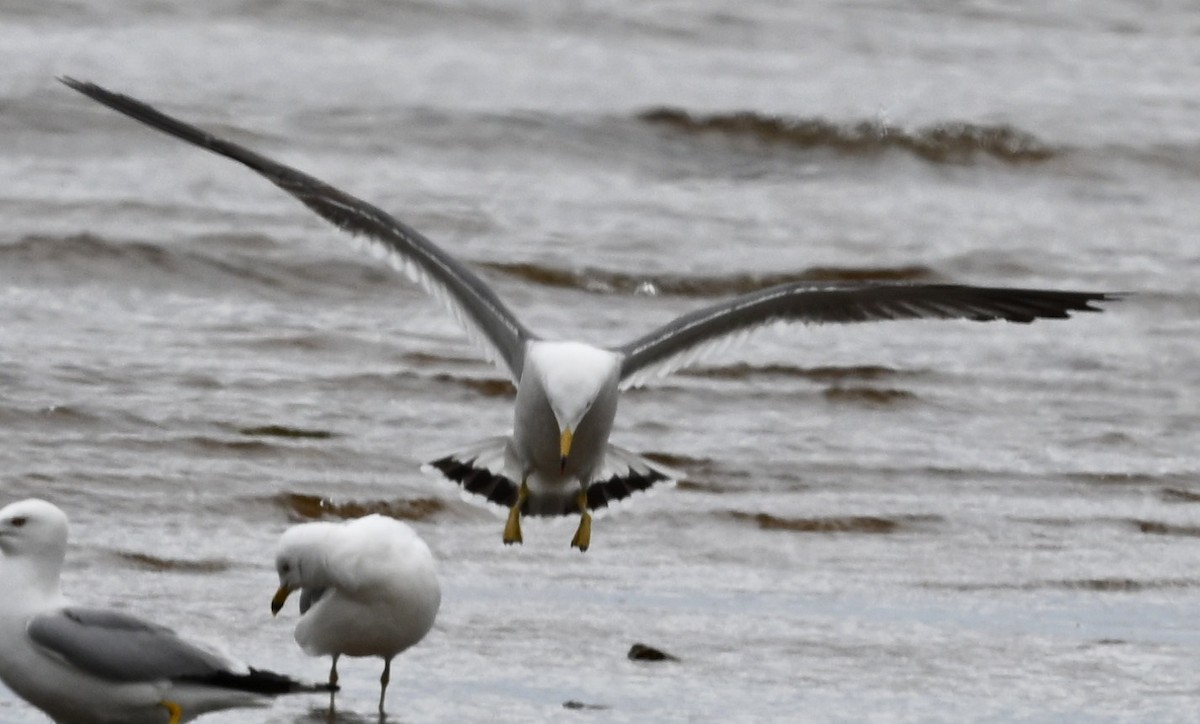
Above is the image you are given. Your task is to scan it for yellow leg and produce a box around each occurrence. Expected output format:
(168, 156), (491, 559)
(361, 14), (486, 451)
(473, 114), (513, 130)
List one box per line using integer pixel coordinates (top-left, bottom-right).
(503, 479), (529, 545)
(570, 488), (592, 552)
(162, 701), (183, 724)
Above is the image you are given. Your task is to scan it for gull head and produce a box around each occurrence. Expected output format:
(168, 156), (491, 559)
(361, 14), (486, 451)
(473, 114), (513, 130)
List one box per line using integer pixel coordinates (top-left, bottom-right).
(0, 499), (69, 561)
(272, 522), (335, 615)
(526, 342), (621, 472)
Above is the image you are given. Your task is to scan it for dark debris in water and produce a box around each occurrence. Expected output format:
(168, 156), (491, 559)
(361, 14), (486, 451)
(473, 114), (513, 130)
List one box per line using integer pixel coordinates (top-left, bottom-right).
(563, 700), (611, 711)
(113, 551), (232, 574)
(731, 511), (939, 534)
(239, 425), (335, 439)
(281, 492), (446, 522)
(628, 643), (680, 662)
(638, 107), (1057, 164)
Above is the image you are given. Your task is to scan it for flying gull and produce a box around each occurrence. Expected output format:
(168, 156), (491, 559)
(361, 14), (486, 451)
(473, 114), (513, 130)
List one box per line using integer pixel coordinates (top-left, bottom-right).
(0, 498), (334, 724)
(60, 78), (1116, 552)
(272, 514), (441, 715)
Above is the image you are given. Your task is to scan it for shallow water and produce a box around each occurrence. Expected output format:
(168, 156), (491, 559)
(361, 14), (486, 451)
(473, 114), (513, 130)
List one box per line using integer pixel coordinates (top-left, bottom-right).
(2, 1), (1199, 721)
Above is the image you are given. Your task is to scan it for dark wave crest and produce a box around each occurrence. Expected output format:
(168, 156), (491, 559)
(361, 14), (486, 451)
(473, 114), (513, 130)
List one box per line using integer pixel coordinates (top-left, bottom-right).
(110, 551), (233, 574)
(639, 108), (1057, 163)
(0, 233), (397, 299)
(277, 492), (447, 522)
(681, 364), (914, 382)
(729, 511), (941, 534)
(822, 386), (918, 406)
(929, 577), (1200, 593)
(238, 425), (335, 439)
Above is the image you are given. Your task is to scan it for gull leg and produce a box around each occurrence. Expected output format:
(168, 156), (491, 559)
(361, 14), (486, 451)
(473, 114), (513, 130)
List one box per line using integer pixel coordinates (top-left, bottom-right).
(378, 657), (393, 715)
(570, 487), (591, 552)
(161, 701), (183, 724)
(503, 479), (529, 545)
(327, 654), (339, 716)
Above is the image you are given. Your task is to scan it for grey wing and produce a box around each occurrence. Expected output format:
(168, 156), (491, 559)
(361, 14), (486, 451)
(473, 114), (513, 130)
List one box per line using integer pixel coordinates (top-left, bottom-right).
(617, 282), (1116, 388)
(59, 77), (535, 379)
(27, 607), (232, 683)
(298, 587), (326, 615)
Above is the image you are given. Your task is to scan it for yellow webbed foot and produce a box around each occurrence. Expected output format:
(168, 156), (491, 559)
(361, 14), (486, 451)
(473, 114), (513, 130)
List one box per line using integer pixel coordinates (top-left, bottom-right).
(503, 480), (529, 546)
(570, 489), (591, 552)
(162, 701), (183, 724)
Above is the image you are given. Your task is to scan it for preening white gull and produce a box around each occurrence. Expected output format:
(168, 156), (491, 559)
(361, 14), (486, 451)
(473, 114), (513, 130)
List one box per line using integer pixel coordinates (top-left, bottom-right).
(271, 514), (440, 715)
(0, 498), (332, 724)
(61, 77), (1117, 551)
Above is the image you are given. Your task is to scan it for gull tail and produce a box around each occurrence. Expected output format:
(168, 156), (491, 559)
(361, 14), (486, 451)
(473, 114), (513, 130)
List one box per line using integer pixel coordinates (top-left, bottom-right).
(424, 438), (677, 516)
(584, 444), (677, 513)
(424, 436), (520, 508)
(179, 667), (337, 695)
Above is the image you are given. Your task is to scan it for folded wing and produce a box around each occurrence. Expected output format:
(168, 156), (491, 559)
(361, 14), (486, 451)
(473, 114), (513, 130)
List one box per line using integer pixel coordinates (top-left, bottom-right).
(28, 607), (329, 694)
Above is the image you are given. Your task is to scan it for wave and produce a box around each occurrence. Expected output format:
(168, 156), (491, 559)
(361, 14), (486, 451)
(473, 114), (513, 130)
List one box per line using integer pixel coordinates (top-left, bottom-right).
(1129, 518), (1200, 538)
(237, 425), (336, 439)
(108, 550), (234, 574)
(927, 577), (1200, 593)
(822, 386), (918, 406)
(681, 364), (914, 382)
(1, 232), (275, 289)
(1161, 487), (1200, 503)
(639, 108), (1057, 164)
(0, 232), (398, 300)
(728, 511), (941, 533)
(276, 492), (448, 522)
(7, 237), (942, 308)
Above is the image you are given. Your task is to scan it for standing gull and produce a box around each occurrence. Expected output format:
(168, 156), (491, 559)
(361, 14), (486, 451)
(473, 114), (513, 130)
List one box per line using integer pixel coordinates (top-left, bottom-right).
(61, 78), (1117, 551)
(271, 514), (441, 715)
(0, 499), (334, 724)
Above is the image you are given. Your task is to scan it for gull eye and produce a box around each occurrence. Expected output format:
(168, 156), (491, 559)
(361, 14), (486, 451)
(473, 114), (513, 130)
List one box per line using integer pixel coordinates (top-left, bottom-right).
(279, 562), (291, 575)
(11, 516), (27, 528)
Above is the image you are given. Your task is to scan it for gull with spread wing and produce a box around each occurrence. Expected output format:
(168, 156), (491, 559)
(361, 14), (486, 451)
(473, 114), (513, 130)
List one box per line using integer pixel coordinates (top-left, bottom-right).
(61, 78), (1116, 551)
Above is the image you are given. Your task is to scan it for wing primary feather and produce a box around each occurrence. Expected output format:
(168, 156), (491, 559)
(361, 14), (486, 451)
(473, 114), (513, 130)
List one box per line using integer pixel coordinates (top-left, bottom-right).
(59, 77), (535, 378)
(617, 282), (1116, 387)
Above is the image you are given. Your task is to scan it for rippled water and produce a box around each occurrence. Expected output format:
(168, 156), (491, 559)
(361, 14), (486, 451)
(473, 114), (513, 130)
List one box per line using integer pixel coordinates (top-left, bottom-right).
(3, 1), (1199, 722)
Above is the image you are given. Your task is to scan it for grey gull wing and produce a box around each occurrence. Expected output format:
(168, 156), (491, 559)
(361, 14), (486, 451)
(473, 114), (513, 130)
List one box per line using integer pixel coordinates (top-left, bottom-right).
(59, 77), (535, 379)
(28, 608), (328, 693)
(617, 282), (1116, 388)
(298, 587), (326, 615)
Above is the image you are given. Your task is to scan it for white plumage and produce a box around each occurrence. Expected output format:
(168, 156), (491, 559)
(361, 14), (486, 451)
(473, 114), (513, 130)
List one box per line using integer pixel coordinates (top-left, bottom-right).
(272, 514), (441, 715)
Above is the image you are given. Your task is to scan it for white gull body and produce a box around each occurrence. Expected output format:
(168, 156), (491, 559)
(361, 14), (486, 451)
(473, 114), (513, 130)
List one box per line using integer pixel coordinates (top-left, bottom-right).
(272, 514), (441, 714)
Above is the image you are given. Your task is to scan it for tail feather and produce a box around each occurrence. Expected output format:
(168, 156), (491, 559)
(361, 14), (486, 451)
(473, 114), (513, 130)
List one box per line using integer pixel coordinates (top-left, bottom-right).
(423, 435), (519, 508)
(425, 438), (676, 516)
(583, 444), (677, 513)
(427, 455), (519, 508)
(178, 667), (336, 696)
